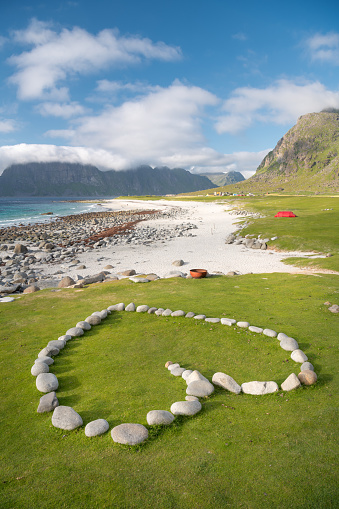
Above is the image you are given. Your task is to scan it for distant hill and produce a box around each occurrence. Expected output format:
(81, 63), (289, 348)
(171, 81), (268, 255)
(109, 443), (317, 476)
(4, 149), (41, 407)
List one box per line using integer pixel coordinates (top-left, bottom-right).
(226, 111), (339, 194)
(197, 171), (245, 187)
(0, 163), (214, 197)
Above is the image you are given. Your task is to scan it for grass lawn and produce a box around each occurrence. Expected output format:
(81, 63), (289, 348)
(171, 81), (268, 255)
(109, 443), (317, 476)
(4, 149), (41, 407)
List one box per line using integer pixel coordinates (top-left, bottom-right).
(0, 273), (338, 508)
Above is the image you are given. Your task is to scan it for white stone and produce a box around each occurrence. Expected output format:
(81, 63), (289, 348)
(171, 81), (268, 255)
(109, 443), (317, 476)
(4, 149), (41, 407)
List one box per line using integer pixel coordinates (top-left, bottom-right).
(241, 381), (279, 395)
(205, 317), (220, 323)
(146, 410), (174, 425)
(48, 339), (66, 350)
(107, 303), (125, 311)
(36, 373), (59, 393)
(182, 370), (193, 380)
(280, 337), (299, 351)
(301, 361), (314, 371)
(66, 327), (84, 337)
(162, 308), (173, 316)
(171, 367), (186, 376)
(171, 310), (185, 317)
(31, 362), (49, 376)
(291, 349), (308, 363)
(248, 326), (263, 333)
(168, 363), (180, 371)
(58, 335), (72, 342)
(186, 380), (214, 397)
(221, 318), (236, 326)
(237, 321), (250, 328)
(263, 329), (277, 338)
(277, 332), (289, 341)
(85, 314), (101, 325)
(194, 314), (206, 320)
(136, 305), (150, 312)
(38, 346), (59, 358)
(125, 302), (136, 312)
(76, 321), (91, 330)
(35, 356), (54, 365)
(281, 373), (301, 391)
(186, 370), (209, 385)
(212, 372), (241, 394)
(85, 419), (109, 437)
(111, 423), (148, 445)
(170, 400), (202, 416)
(52, 406), (83, 430)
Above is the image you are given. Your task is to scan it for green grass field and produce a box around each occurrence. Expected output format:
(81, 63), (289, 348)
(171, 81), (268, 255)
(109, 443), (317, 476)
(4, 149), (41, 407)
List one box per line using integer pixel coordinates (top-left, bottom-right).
(1, 273), (338, 508)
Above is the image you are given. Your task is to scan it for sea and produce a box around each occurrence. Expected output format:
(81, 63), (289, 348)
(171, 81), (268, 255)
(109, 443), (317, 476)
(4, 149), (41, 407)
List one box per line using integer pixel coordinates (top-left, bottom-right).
(0, 197), (114, 228)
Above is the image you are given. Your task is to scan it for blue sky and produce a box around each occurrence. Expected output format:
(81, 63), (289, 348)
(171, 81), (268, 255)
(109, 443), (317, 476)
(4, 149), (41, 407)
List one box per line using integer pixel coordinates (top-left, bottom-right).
(0, 0), (338, 177)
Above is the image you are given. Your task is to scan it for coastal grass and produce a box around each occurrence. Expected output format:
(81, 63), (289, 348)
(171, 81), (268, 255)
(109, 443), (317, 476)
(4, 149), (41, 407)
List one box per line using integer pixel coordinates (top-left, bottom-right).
(0, 273), (338, 508)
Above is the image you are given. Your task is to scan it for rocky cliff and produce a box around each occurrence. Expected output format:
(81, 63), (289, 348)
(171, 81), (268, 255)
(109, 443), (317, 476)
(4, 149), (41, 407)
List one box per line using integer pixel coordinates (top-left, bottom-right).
(197, 171), (245, 187)
(0, 162), (214, 196)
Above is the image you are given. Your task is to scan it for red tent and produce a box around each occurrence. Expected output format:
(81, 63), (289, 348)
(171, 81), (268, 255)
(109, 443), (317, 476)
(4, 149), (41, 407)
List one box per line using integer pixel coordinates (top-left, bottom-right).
(274, 211), (297, 217)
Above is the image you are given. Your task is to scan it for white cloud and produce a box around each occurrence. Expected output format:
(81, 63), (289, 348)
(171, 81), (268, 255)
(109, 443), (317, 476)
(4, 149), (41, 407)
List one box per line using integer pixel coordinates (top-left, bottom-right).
(306, 32), (339, 65)
(8, 19), (182, 100)
(36, 102), (88, 118)
(216, 79), (339, 134)
(96, 80), (160, 95)
(0, 119), (17, 133)
(232, 32), (247, 41)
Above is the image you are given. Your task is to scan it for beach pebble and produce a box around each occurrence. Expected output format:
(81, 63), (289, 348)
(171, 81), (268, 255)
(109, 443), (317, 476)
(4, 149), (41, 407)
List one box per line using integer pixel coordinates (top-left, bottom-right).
(36, 373), (59, 393)
(212, 372), (241, 394)
(185, 312), (195, 318)
(136, 305), (150, 312)
(85, 315), (101, 325)
(23, 285), (40, 293)
(155, 308), (165, 315)
(66, 327), (84, 337)
(168, 363), (180, 371)
(194, 314), (206, 320)
(162, 308), (172, 316)
(172, 259), (184, 266)
(35, 356), (54, 366)
(52, 406), (83, 430)
(298, 370), (317, 386)
(291, 349), (308, 363)
(281, 373), (301, 391)
(241, 381), (279, 395)
(171, 367), (186, 376)
(205, 317), (220, 323)
(249, 326), (263, 334)
(48, 339), (66, 350)
(107, 303), (125, 311)
(148, 307), (158, 314)
(58, 276), (75, 288)
(125, 302), (136, 312)
(93, 310), (107, 319)
(170, 400), (202, 416)
(31, 362), (49, 376)
(111, 423), (148, 445)
(171, 310), (185, 317)
(277, 332), (289, 341)
(76, 321), (91, 331)
(146, 410), (175, 425)
(186, 370), (209, 385)
(58, 335), (72, 342)
(237, 321), (250, 328)
(263, 328), (277, 338)
(221, 318), (236, 326)
(118, 270), (136, 277)
(301, 362), (314, 372)
(37, 391), (59, 413)
(280, 337), (299, 351)
(186, 380), (214, 397)
(85, 419), (109, 437)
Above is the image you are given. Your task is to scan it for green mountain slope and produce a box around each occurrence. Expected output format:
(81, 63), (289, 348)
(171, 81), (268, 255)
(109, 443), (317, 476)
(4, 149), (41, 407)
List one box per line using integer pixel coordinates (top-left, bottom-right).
(197, 171), (245, 187)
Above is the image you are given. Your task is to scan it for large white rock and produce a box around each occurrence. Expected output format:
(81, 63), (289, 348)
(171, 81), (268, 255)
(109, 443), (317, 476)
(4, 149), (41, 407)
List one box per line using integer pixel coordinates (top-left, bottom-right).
(212, 372), (241, 394)
(237, 321), (250, 328)
(48, 339), (66, 350)
(170, 400), (202, 416)
(31, 362), (49, 376)
(136, 305), (150, 313)
(125, 303), (136, 312)
(171, 367), (186, 376)
(248, 326), (263, 334)
(291, 349), (308, 363)
(168, 363), (180, 371)
(241, 381), (278, 395)
(85, 315), (101, 325)
(52, 406), (83, 430)
(186, 370), (209, 385)
(221, 318), (236, 326)
(146, 410), (175, 425)
(280, 337), (299, 351)
(281, 373), (301, 391)
(263, 328), (277, 338)
(35, 356), (54, 366)
(186, 380), (214, 397)
(301, 361), (314, 372)
(38, 346), (59, 358)
(36, 373), (59, 393)
(182, 370), (193, 380)
(108, 303), (125, 311)
(76, 321), (91, 331)
(65, 327), (84, 337)
(111, 423), (148, 445)
(85, 419), (109, 437)
(171, 310), (186, 317)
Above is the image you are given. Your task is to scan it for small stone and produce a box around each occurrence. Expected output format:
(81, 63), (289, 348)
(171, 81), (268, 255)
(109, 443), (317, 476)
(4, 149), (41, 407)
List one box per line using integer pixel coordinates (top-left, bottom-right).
(241, 381), (279, 395)
(35, 356), (54, 366)
(237, 321), (250, 328)
(104, 265), (114, 269)
(136, 305), (150, 312)
(172, 259), (184, 266)
(185, 396), (199, 401)
(76, 321), (91, 331)
(162, 308), (172, 316)
(93, 310), (108, 319)
(107, 303), (125, 311)
(58, 335), (72, 342)
(168, 363), (180, 371)
(23, 285), (40, 293)
(291, 349), (308, 363)
(301, 362), (314, 372)
(185, 312), (195, 318)
(182, 370), (193, 380)
(281, 373), (301, 391)
(146, 410), (174, 425)
(36, 373), (59, 393)
(194, 314), (206, 320)
(31, 362), (49, 376)
(48, 339), (66, 350)
(118, 269), (136, 276)
(186, 370), (209, 385)
(37, 391), (59, 413)
(154, 308), (165, 316)
(277, 332), (289, 341)
(111, 423), (148, 445)
(170, 400), (202, 416)
(52, 406), (83, 430)
(298, 370), (317, 386)
(212, 372), (241, 394)
(125, 302), (136, 312)
(85, 419), (109, 437)
(130, 277), (149, 283)
(14, 243), (28, 254)
(85, 315), (101, 325)
(171, 310), (185, 317)
(263, 328), (277, 338)
(186, 380), (214, 397)
(205, 317), (220, 323)
(280, 337), (299, 351)
(328, 304), (339, 313)
(66, 327), (84, 337)
(148, 307), (158, 314)
(221, 318), (236, 326)
(38, 346), (59, 358)
(165, 361), (173, 368)
(171, 367), (186, 376)
(58, 276), (75, 288)
(248, 326), (263, 334)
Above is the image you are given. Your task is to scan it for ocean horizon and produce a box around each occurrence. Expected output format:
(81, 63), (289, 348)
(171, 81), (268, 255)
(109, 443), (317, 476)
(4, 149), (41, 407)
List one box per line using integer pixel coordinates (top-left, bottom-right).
(0, 196), (115, 228)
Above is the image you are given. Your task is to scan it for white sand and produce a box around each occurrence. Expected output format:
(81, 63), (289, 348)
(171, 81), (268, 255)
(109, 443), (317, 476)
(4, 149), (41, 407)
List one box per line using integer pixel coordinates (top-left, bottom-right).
(37, 198), (317, 280)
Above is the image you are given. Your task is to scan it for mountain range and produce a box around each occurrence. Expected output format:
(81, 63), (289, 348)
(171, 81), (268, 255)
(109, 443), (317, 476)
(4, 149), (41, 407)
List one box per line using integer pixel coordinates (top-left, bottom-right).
(0, 163), (214, 197)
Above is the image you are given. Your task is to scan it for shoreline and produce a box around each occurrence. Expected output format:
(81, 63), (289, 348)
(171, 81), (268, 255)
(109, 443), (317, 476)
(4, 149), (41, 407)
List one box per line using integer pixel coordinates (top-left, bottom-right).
(0, 198), (331, 297)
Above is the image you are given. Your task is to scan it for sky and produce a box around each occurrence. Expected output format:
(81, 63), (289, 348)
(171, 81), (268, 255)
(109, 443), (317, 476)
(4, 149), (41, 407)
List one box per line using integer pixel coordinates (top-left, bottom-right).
(0, 0), (338, 178)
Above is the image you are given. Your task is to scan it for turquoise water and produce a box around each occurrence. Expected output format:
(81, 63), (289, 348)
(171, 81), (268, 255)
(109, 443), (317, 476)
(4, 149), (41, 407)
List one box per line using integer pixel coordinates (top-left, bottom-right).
(0, 197), (112, 228)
